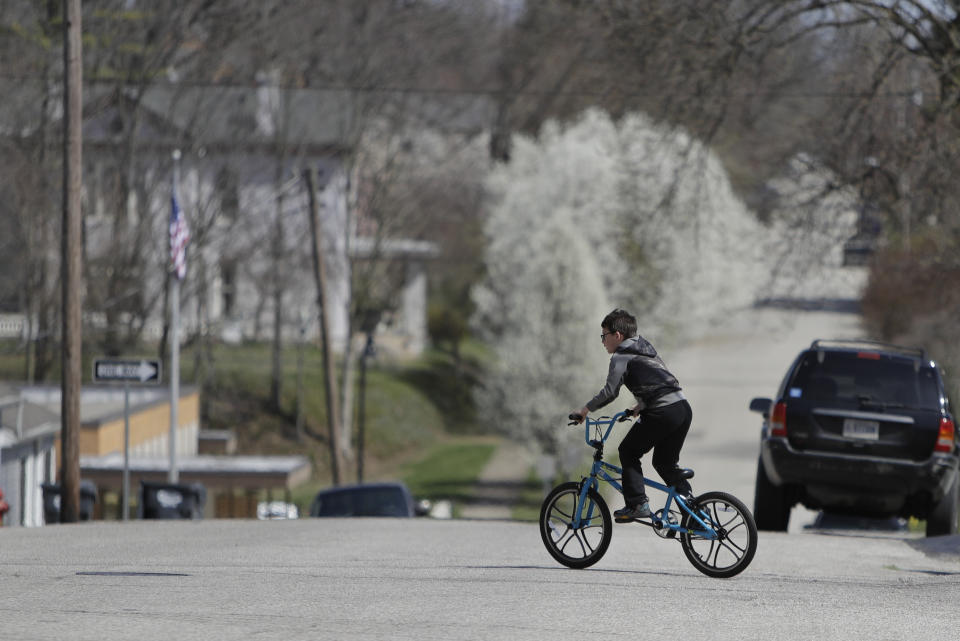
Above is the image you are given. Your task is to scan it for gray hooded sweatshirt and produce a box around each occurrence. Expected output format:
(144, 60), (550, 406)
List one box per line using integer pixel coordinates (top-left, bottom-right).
(585, 335), (684, 412)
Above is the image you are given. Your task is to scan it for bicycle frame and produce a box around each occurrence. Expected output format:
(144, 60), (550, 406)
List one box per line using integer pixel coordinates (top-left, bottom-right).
(572, 412), (717, 539)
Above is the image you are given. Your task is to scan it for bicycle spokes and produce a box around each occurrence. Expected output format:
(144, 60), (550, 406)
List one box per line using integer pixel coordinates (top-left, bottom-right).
(680, 492), (758, 578)
(549, 501), (603, 554)
(539, 482), (612, 569)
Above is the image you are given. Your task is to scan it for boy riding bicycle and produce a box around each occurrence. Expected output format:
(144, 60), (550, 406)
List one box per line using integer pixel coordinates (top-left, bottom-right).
(570, 308), (693, 522)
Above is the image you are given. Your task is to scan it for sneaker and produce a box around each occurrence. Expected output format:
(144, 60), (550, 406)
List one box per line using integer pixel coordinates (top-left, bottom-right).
(614, 502), (652, 522)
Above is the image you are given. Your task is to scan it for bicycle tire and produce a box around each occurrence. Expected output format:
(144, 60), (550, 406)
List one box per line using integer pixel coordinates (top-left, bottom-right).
(539, 481), (612, 569)
(680, 491), (758, 578)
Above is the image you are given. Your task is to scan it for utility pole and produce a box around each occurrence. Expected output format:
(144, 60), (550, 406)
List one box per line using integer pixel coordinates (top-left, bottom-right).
(295, 313), (306, 443)
(59, 0), (83, 523)
(304, 168), (343, 485)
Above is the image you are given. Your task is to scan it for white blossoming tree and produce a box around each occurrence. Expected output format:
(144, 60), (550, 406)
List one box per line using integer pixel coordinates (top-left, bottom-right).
(474, 108), (766, 455)
(472, 179), (612, 455)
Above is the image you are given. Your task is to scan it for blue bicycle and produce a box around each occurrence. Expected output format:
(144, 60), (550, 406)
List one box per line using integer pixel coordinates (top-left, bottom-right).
(539, 411), (758, 578)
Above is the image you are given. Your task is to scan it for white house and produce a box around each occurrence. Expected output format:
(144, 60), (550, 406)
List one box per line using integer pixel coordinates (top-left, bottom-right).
(79, 83), (448, 355)
(0, 386), (58, 527)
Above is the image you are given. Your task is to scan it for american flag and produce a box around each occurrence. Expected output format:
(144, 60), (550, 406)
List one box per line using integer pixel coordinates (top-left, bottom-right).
(169, 190), (190, 280)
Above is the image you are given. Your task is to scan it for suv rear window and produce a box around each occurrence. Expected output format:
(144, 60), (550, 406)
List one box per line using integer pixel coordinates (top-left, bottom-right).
(786, 351), (940, 409)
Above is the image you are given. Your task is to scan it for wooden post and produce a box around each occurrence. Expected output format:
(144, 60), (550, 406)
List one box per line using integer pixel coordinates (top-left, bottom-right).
(59, 0), (83, 522)
(304, 168), (343, 486)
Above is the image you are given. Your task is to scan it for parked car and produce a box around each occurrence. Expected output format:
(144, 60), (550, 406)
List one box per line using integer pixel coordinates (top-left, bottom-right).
(257, 501), (299, 520)
(749, 339), (959, 536)
(309, 482), (430, 518)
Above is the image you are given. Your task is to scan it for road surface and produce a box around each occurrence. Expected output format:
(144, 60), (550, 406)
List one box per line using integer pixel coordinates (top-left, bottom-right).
(1, 517), (958, 641)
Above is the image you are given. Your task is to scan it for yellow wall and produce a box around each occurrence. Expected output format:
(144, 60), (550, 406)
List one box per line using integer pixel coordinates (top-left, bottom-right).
(55, 391), (200, 470)
(85, 392), (199, 456)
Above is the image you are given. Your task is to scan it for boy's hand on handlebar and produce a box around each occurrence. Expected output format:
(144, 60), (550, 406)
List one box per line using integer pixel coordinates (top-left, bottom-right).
(568, 408), (588, 425)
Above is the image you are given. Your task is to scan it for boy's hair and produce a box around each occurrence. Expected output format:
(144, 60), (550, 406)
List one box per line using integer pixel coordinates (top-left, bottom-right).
(602, 308), (637, 338)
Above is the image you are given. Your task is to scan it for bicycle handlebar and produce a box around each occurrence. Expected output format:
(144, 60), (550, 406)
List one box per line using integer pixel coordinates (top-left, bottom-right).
(568, 410), (634, 424)
(570, 410), (634, 445)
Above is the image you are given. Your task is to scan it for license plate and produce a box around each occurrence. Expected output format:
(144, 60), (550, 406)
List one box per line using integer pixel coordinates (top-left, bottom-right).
(843, 418), (879, 440)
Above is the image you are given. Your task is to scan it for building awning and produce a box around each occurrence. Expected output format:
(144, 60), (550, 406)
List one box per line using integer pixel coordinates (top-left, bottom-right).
(79, 454), (311, 491)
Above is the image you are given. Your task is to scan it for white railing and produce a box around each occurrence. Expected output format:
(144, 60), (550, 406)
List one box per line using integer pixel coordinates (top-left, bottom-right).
(0, 314), (25, 339)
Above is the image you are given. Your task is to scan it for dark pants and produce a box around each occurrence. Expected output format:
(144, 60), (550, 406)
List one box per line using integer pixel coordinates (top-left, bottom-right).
(618, 399), (693, 506)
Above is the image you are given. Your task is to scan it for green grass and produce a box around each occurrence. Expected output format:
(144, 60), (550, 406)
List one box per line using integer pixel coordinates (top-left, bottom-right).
(288, 437), (499, 517)
(512, 454), (622, 523)
(401, 439), (497, 503)
(402, 438), (551, 519)
(391, 343), (487, 435)
(513, 468), (549, 522)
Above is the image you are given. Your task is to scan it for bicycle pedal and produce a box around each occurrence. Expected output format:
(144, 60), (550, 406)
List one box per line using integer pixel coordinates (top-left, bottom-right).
(615, 515), (644, 523)
(616, 515), (652, 524)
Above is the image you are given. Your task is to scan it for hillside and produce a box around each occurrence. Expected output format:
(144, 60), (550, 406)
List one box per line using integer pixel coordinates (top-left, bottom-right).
(190, 341), (493, 508)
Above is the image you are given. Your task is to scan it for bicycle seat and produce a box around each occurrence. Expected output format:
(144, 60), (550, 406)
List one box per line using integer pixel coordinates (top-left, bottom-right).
(678, 468), (695, 480)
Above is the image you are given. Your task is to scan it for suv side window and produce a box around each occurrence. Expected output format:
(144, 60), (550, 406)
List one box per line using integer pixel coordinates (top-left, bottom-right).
(915, 367), (941, 409)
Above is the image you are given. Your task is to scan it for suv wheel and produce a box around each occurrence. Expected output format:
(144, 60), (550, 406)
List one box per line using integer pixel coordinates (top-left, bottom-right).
(754, 457), (791, 531)
(926, 474), (959, 537)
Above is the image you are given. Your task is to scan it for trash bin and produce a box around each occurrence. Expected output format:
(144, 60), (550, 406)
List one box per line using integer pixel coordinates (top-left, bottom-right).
(139, 481), (206, 519)
(41, 480), (97, 524)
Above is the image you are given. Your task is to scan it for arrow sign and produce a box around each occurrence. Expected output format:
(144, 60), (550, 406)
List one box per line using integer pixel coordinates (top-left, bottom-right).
(93, 358), (162, 384)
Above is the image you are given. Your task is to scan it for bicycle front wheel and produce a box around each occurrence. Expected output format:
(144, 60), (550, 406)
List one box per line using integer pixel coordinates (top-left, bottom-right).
(680, 491), (758, 578)
(539, 481), (612, 569)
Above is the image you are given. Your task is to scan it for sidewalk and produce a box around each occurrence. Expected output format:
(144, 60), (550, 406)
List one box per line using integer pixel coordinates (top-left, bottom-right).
(459, 439), (532, 520)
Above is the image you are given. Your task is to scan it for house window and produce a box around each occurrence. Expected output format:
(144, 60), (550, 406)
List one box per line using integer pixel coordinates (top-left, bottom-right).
(216, 167), (239, 224)
(221, 261), (237, 318)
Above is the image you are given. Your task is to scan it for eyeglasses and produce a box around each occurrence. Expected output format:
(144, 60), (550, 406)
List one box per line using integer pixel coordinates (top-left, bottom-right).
(601, 331), (617, 341)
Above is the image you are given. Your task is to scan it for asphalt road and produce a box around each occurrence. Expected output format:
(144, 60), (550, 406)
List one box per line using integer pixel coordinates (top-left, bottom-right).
(2, 517), (958, 641)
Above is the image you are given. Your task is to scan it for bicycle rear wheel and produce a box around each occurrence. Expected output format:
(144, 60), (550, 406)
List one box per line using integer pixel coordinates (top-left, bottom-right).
(539, 481), (612, 569)
(680, 491), (758, 578)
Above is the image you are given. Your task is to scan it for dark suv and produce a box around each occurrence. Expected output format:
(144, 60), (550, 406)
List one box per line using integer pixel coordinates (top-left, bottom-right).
(750, 339), (959, 536)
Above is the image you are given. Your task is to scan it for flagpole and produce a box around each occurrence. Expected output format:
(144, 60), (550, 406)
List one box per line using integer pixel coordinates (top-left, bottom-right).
(169, 149), (182, 483)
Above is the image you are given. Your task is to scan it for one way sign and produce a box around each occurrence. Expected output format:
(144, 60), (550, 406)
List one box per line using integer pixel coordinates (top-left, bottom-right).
(93, 358), (162, 384)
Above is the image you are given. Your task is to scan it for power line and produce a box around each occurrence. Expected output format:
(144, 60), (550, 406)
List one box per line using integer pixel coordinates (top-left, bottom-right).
(0, 71), (930, 102)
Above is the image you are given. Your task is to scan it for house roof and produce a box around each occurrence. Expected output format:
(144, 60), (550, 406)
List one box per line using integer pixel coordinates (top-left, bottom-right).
(16, 384), (195, 428)
(79, 453), (311, 490)
(0, 384), (61, 443)
(3, 77), (493, 153)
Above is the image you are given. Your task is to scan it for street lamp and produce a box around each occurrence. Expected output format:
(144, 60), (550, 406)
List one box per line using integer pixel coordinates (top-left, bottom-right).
(356, 309), (381, 484)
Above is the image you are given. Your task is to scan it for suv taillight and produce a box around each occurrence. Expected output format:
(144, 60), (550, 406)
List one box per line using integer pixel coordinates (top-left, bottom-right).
(935, 417), (955, 453)
(770, 401), (787, 437)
